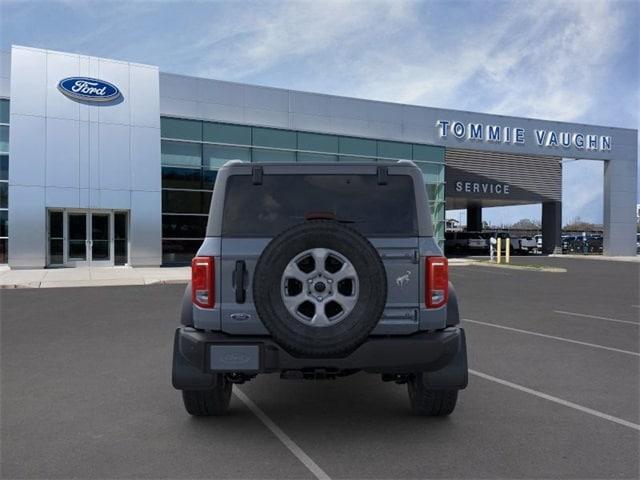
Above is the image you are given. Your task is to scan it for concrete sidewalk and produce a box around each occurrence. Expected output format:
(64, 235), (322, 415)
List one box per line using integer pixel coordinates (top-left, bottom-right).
(0, 266), (190, 289)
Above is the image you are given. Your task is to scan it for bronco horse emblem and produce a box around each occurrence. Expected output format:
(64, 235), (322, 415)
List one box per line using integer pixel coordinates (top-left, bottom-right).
(395, 270), (411, 287)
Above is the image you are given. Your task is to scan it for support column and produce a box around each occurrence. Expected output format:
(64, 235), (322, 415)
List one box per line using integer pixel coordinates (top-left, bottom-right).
(466, 205), (482, 232)
(542, 201), (562, 254)
(603, 155), (637, 256)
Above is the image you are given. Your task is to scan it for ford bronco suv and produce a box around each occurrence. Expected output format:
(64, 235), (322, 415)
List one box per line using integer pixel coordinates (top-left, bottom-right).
(172, 160), (468, 416)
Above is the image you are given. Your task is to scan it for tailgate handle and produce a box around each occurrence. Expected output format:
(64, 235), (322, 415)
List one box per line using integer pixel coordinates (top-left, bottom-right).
(232, 261), (247, 303)
(380, 250), (419, 263)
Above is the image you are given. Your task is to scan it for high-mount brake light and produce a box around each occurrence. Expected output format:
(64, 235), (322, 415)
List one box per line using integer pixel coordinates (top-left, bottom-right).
(191, 257), (215, 309)
(426, 256), (448, 309)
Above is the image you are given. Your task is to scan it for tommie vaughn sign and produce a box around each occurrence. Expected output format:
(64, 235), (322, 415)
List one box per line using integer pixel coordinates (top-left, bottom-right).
(436, 120), (612, 152)
(58, 77), (121, 102)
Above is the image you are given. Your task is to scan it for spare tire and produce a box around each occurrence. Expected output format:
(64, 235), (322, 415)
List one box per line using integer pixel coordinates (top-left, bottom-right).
(253, 220), (387, 357)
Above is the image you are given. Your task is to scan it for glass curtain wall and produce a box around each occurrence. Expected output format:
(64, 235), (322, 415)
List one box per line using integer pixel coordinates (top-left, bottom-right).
(161, 117), (445, 264)
(0, 99), (9, 264)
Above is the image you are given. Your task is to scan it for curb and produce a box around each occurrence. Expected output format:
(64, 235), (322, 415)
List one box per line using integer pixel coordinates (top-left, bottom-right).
(470, 262), (567, 273)
(0, 279), (189, 289)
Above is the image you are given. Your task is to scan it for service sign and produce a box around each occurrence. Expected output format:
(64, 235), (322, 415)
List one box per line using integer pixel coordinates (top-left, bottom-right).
(58, 77), (121, 102)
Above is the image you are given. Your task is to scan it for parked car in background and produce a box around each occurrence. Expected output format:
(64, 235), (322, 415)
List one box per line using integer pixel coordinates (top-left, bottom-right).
(445, 231), (487, 255)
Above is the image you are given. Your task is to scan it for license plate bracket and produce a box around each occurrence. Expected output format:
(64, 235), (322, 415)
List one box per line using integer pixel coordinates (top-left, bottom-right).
(209, 345), (260, 372)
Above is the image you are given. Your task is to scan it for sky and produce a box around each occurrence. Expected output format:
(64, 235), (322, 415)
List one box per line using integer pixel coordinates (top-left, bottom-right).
(1, 0), (638, 226)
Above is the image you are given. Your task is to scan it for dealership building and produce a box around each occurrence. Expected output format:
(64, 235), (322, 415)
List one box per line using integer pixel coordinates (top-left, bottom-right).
(0, 45), (637, 268)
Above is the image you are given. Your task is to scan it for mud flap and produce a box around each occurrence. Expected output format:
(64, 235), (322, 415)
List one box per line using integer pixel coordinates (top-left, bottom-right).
(423, 328), (468, 390)
(171, 330), (217, 390)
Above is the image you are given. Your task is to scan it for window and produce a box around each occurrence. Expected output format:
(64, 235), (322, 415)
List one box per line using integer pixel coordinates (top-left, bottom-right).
(0, 155), (7, 180)
(339, 156), (376, 163)
(252, 127), (296, 149)
(0, 183), (7, 209)
(0, 210), (7, 237)
(161, 117), (202, 141)
(0, 126), (8, 154)
(413, 144), (444, 163)
(297, 152), (338, 163)
(162, 215), (207, 238)
(0, 99), (8, 124)
(252, 148), (296, 163)
(162, 190), (210, 214)
(162, 167), (202, 190)
(339, 137), (377, 157)
(222, 174), (417, 237)
(161, 141), (201, 167)
(378, 140), (411, 160)
(162, 239), (202, 265)
(203, 144), (250, 168)
(298, 132), (338, 154)
(202, 169), (218, 190)
(203, 122), (251, 145)
(114, 212), (128, 266)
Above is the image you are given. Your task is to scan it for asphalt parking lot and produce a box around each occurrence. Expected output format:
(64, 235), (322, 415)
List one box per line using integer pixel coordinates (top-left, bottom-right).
(1, 257), (638, 479)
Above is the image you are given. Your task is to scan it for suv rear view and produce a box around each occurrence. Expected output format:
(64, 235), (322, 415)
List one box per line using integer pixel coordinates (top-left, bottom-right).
(172, 161), (468, 416)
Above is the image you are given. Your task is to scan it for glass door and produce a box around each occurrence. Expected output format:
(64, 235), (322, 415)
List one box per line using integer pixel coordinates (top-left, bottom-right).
(90, 213), (112, 266)
(66, 213), (89, 266)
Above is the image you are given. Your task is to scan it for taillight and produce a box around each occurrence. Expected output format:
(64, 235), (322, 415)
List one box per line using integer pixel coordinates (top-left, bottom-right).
(192, 256), (215, 309)
(426, 256), (448, 309)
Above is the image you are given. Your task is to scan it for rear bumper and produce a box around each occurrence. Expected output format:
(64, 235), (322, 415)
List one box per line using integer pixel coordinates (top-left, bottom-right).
(172, 327), (468, 390)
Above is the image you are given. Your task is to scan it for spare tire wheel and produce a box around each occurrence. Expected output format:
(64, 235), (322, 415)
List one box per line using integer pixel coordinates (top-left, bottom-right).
(253, 220), (387, 357)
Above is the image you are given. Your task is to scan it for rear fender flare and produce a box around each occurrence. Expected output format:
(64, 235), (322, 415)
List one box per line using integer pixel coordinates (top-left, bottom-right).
(446, 281), (460, 326)
(180, 282), (193, 327)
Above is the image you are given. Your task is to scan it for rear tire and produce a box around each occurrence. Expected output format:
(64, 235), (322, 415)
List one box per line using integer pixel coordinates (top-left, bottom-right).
(407, 373), (458, 416)
(182, 376), (232, 416)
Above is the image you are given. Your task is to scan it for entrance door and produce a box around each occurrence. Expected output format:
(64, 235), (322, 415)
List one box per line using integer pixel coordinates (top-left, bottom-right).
(48, 210), (129, 267)
(67, 212), (89, 266)
(90, 213), (112, 266)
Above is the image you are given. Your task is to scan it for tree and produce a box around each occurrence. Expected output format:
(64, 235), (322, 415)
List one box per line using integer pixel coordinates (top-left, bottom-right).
(509, 218), (540, 230)
(563, 216), (602, 232)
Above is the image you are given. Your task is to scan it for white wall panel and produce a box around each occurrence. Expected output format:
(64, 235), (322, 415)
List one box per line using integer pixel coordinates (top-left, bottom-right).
(78, 121), (90, 188)
(291, 113), (332, 133)
(244, 85), (288, 112)
(46, 117), (79, 188)
(243, 107), (288, 128)
(97, 59), (130, 125)
(100, 189), (131, 209)
(46, 186), (79, 207)
(329, 96), (368, 120)
(130, 65), (160, 128)
(129, 190), (161, 266)
(161, 73), (199, 101)
(10, 47), (46, 116)
(198, 78), (244, 106)
(9, 114), (46, 186)
(46, 51), (80, 121)
(130, 126), (160, 191)
(197, 102), (244, 124)
(98, 122), (130, 190)
(291, 92), (330, 116)
(8, 185), (46, 267)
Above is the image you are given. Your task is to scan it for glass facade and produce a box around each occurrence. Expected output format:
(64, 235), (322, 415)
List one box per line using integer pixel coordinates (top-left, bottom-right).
(0, 99), (8, 264)
(160, 116), (446, 264)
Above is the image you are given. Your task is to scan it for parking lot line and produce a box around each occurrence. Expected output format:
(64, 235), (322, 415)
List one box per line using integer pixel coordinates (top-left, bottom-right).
(234, 388), (331, 480)
(554, 310), (639, 326)
(469, 369), (640, 431)
(462, 318), (640, 357)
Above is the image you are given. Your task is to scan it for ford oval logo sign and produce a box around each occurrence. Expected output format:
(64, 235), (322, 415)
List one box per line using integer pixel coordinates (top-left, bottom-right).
(57, 77), (121, 102)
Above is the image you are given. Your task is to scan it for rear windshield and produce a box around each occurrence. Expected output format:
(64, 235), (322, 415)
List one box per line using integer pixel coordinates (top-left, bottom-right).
(221, 174), (417, 237)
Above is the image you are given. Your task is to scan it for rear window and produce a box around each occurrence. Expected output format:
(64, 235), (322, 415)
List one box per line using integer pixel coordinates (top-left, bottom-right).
(221, 174), (417, 237)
